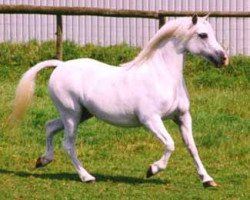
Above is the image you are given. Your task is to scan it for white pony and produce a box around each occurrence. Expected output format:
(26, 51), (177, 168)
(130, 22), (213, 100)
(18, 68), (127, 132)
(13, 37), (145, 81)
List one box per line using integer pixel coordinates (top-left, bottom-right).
(10, 15), (228, 187)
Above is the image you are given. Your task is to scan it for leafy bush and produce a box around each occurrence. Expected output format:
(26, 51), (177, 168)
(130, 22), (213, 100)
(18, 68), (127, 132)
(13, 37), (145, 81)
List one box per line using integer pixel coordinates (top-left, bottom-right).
(185, 53), (250, 89)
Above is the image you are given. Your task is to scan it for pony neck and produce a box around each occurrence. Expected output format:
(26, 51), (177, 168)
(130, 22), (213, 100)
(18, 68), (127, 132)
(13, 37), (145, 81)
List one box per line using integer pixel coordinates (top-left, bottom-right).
(123, 18), (190, 70)
(148, 37), (185, 79)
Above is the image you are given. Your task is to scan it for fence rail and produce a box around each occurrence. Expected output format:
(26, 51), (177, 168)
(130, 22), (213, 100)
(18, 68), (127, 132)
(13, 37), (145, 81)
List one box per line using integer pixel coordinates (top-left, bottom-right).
(1, 5), (250, 18)
(0, 5), (250, 60)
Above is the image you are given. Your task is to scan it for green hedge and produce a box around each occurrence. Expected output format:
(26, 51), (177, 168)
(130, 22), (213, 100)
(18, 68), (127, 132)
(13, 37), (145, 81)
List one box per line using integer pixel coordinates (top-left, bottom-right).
(0, 40), (249, 89)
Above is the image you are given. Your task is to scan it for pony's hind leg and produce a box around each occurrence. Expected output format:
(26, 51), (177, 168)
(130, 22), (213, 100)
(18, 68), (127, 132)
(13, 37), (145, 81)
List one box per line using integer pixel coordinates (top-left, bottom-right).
(62, 111), (95, 183)
(36, 119), (64, 168)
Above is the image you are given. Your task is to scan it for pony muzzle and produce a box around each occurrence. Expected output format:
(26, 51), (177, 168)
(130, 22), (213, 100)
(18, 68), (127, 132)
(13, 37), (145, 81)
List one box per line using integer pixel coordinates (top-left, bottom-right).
(223, 53), (229, 66)
(217, 50), (229, 66)
(207, 50), (229, 67)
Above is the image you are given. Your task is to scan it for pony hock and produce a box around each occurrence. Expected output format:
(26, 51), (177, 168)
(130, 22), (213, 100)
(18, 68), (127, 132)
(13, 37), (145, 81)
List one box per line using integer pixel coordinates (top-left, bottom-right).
(10, 15), (228, 187)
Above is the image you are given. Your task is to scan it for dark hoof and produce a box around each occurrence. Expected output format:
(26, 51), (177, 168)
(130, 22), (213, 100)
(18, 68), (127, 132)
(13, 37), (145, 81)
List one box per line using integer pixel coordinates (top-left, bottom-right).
(203, 181), (218, 188)
(35, 157), (43, 168)
(146, 166), (154, 178)
(35, 157), (52, 168)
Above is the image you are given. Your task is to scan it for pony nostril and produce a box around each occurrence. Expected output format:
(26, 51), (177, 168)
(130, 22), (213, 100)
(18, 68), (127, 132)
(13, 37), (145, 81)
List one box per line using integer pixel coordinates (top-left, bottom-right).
(221, 53), (229, 66)
(224, 54), (229, 66)
(217, 51), (229, 66)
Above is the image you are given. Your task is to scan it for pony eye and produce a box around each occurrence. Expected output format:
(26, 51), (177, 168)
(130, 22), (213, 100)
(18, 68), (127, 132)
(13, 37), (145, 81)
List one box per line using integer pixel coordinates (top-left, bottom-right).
(198, 33), (208, 39)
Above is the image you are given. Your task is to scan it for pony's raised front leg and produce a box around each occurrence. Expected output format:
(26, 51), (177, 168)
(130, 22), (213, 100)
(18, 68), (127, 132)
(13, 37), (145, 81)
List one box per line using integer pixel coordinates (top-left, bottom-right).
(143, 115), (175, 178)
(62, 115), (95, 183)
(36, 119), (64, 168)
(176, 112), (217, 187)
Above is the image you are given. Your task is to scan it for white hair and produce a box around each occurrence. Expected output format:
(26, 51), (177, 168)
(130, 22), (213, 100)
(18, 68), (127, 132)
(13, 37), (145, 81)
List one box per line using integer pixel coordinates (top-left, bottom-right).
(122, 17), (196, 68)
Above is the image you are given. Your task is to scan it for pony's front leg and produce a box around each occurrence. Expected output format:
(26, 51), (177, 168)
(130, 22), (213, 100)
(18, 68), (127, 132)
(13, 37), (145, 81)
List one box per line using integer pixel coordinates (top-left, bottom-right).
(176, 112), (217, 187)
(143, 115), (175, 177)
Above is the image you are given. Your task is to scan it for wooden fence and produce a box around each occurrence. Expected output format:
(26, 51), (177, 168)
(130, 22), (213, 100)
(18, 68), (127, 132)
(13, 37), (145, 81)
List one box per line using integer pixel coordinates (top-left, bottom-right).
(1, 5), (250, 60)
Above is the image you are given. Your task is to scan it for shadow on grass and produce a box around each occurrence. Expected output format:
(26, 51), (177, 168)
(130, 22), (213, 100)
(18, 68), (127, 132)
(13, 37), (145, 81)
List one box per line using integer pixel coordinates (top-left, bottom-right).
(0, 168), (167, 185)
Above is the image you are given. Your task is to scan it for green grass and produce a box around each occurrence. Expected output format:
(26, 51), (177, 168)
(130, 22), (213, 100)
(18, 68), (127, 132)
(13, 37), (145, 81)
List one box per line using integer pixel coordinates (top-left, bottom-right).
(0, 41), (249, 199)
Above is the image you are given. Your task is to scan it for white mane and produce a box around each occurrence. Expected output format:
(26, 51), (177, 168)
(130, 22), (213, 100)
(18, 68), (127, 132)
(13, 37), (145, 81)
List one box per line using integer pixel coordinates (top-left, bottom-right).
(122, 17), (195, 67)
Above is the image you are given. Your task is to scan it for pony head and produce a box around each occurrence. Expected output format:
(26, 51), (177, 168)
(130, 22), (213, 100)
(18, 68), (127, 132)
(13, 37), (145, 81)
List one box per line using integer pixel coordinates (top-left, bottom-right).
(184, 14), (229, 66)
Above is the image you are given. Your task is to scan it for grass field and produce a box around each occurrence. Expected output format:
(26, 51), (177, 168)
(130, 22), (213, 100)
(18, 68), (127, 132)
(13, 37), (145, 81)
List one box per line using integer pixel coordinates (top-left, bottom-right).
(0, 41), (249, 199)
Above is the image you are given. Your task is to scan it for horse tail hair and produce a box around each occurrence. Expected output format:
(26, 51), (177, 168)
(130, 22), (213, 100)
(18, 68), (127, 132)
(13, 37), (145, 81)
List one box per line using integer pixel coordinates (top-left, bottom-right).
(9, 60), (63, 123)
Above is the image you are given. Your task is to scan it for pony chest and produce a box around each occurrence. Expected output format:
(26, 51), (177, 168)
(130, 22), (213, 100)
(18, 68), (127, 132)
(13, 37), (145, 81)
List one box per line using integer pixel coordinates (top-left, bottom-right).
(157, 90), (179, 115)
(137, 83), (177, 113)
(150, 83), (190, 116)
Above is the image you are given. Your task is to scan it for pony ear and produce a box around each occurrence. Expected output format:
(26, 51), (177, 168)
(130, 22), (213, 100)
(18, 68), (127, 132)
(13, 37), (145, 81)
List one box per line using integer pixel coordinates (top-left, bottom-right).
(203, 13), (210, 20)
(192, 14), (198, 25)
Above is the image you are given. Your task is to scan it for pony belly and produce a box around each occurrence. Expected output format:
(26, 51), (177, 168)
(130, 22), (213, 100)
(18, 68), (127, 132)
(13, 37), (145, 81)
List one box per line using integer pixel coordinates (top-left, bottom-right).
(101, 117), (141, 127)
(89, 108), (141, 127)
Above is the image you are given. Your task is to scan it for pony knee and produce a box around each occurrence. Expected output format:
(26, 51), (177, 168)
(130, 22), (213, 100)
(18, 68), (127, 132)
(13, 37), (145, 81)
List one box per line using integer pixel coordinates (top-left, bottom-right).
(166, 140), (175, 152)
(45, 119), (64, 134)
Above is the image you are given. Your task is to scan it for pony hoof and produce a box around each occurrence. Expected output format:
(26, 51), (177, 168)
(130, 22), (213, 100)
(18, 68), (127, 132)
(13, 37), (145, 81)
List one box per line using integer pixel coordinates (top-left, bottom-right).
(203, 181), (218, 188)
(35, 157), (43, 168)
(81, 175), (96, 183)
(146, 166), (154, 178)
(35, 157), (52, 168)
(86, 179), (95, 184)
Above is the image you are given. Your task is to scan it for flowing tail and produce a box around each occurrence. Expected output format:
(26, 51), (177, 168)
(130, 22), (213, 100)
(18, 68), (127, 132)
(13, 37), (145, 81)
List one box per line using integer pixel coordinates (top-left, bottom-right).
(9, 60), (63, 123)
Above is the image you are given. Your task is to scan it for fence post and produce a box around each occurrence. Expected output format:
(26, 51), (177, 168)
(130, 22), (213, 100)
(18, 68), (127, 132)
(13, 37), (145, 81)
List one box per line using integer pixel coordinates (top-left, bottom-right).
(56, 14), (63, 60)
(158, 15), (166, 29)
